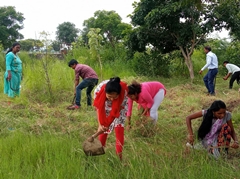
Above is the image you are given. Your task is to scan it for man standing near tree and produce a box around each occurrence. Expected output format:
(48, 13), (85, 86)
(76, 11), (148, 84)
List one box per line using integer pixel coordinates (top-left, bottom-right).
(199, 46), (218, 96)
(223, 61), (240, 89)
(67, 59), (98, 110)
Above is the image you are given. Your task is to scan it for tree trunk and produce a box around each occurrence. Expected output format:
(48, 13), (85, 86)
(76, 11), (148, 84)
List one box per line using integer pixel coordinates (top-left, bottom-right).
(185, 56), (194, 81)
(179, 47), (194, 82)
(106, 31), (115, 48)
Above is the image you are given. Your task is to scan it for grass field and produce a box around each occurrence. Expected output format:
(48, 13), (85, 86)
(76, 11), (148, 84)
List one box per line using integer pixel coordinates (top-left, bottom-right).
(0, 60), (240, 178)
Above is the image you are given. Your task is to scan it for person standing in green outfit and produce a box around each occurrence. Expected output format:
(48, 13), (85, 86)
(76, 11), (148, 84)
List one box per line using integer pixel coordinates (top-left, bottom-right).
(4, 42), (22, 98)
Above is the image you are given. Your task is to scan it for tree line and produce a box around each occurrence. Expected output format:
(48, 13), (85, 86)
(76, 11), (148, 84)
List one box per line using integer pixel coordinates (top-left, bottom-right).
(0, 0), (240, 79)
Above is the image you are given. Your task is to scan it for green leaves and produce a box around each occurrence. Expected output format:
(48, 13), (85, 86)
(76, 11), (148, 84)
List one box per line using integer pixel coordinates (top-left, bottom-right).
(0, 6), (25, 49)
(19, 39), (44, 51)
(82, 10), (132, 47)
(128, 0), (240, 79)
(56, 22), (79, 45)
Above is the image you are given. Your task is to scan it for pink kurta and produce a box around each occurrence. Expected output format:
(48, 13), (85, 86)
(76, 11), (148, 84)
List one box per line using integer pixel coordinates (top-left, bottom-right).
(127, 82), (166, 117)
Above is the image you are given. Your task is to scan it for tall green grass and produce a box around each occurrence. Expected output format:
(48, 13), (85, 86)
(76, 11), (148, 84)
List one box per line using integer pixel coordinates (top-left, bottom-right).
(0, 51), (239, 179)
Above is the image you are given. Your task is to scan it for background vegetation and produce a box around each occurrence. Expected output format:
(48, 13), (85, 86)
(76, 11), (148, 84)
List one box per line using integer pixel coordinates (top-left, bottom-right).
(0, 42), (240, 178)
(1, 0), (240, 178)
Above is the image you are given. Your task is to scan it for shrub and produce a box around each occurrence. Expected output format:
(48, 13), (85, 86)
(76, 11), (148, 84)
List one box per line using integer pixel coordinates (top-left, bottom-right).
(0, 44), (5, 72)
(130, 51), (171, 78)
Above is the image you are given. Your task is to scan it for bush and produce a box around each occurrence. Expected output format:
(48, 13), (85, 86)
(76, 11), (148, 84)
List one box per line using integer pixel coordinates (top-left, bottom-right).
(65, 46), (93, 65)
(130, 51), (171, 78)
(0, 43), (5, 72)
(101, 43), (128, 62)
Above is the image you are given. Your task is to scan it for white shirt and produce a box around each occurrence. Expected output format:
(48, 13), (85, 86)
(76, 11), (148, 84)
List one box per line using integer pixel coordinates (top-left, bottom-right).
(226, 63), (240, 74)
(201, 51), (218, 71)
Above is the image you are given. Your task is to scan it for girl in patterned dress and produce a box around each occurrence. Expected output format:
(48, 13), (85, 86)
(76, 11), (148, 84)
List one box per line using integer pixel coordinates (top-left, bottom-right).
(93, 77), (128, 160)
(186, 100), (239, 158)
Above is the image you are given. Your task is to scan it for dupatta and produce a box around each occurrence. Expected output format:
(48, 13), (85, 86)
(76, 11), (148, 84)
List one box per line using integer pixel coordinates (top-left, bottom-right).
(93, 81), (128, 127)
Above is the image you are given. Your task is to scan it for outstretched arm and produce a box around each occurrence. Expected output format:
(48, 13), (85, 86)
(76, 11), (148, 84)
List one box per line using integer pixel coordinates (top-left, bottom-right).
(223, 73), (231, 80)
(186, 111), (203, 144)
(96, 109), (108, 133)
(227, 119), (239, 149)
(142, 107), (150, 116)
(74, 79), (79, 95)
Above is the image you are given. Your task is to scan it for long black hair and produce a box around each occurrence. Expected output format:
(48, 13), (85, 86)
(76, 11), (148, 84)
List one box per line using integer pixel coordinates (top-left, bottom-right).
(6, 42), (21, 55)
(105, 77), (121, 94)
(198, 100), (226, 140)
(127, 80), (141, 95)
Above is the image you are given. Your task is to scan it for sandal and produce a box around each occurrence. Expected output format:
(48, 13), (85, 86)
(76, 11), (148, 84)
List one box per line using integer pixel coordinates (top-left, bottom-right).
(67, 105), (80, 110)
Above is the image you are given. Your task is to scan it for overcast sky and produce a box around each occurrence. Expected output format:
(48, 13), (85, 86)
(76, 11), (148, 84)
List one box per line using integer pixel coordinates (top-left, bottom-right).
(1, 0), (138, 40)
(1, 0), (229, 40)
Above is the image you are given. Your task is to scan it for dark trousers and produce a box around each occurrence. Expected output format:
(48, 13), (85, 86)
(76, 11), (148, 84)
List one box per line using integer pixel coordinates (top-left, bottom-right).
(229, 71), (240, 89)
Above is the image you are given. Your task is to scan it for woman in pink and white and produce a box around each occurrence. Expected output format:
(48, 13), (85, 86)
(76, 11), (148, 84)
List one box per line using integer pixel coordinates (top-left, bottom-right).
(126, 81), (166, 126)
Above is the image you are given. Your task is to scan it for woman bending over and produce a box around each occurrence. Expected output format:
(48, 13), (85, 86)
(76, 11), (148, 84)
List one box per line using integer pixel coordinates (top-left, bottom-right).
(127, 81), (166, 126)
(93, 77), (128, 160)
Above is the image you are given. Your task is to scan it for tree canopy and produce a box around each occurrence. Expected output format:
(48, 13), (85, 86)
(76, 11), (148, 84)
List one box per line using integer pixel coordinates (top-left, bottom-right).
(128, 0), (240, 79)
(0, 6), (25, 49)
(213, 0), (240, 40)
(56, 22), (79, 46)
(51, 40), (61, 52)
(82, 10), (132, 47)
(19, 39), (43, 51)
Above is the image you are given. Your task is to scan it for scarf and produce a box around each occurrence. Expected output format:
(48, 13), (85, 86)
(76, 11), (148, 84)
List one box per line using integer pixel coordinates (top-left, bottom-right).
(205, 119), (223, 146)
(93, 81), (128, 127)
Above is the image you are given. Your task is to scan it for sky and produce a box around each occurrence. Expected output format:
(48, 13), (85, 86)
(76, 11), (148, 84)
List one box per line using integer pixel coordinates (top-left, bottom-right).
(1, 0), (230, 41)
(1, 0), (138, 40)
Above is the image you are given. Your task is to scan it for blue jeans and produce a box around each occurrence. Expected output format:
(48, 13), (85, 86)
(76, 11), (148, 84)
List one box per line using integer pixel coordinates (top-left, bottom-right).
(203, 68), (218, 94)
(75, 78), (98, 106)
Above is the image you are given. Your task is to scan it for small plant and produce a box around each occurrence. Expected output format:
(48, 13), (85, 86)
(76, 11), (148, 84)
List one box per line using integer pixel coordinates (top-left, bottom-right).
(87, 28), (104, 80)
(39, 31), (54, 103)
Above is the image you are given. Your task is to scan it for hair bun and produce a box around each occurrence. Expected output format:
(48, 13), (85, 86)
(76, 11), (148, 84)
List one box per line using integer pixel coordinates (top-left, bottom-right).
(109, 77), (120, 83)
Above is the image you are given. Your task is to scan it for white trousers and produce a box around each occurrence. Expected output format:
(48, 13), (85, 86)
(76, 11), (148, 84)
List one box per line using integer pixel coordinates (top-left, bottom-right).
(150, 89), (165, 123)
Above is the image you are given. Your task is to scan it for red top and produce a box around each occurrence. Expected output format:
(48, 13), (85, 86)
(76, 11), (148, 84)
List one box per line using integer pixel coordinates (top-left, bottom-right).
(93, 81), (128, 127)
